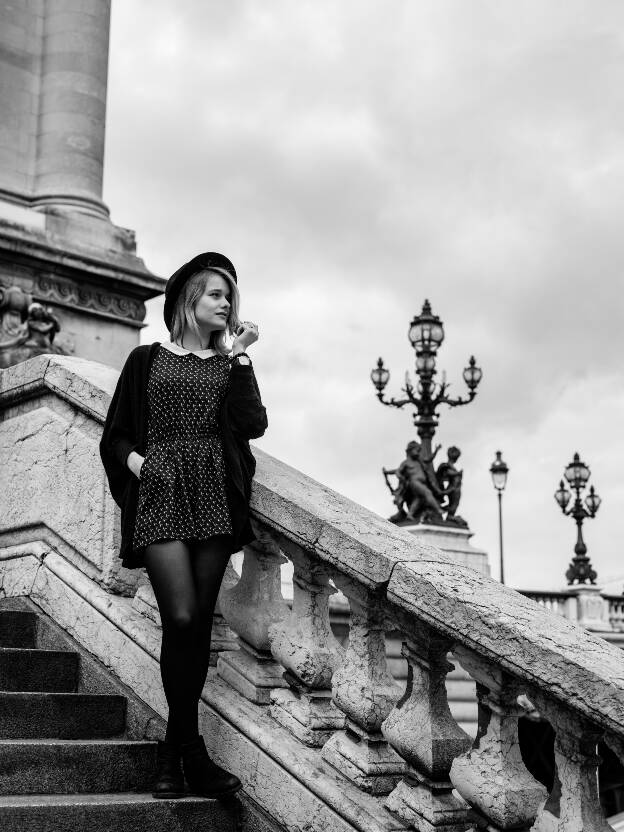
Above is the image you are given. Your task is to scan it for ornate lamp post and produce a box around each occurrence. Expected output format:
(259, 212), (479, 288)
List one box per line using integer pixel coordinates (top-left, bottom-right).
(489, 451), (509, 585)
(554, 453), (602, 585)
(370, 300), (483, 464)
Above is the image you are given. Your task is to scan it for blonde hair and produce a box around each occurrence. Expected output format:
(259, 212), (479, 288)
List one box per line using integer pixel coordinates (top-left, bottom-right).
(169, 267), (241, 356)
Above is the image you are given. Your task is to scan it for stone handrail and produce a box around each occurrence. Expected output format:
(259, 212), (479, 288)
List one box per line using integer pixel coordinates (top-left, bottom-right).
(3, 353), (624, 830)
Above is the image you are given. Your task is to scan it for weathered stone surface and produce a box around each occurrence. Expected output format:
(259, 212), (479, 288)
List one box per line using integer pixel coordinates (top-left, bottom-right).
(0, 545), (42, 598)
(384, 774), (469, 832)
(449, 649), (546, 829)
(0, 356), (139, 594)
(382, 626), (470, 777)
(381, 623), (471, 829)
(387, 561), (624, 738)
(322, 721), (406, 796)
(322, 575), (404, 793)
(530, 697), (614, 832)
(270, 686), (345, 747)
(269, 540), (343, 690)
(407, 525), (490, 576)
(220, 536), (289, 653)
(218, 642), (287, 705)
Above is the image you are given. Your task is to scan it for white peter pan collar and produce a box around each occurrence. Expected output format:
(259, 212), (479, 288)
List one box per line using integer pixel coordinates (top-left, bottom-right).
(160, 341), (218, 359)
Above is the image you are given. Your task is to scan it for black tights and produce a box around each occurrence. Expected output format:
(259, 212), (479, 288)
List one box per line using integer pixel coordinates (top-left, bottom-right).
(144, 536), (232, 745)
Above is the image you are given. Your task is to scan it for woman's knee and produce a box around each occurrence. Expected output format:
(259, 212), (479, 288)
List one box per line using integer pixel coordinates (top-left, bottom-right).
(163, 605), (199, 634)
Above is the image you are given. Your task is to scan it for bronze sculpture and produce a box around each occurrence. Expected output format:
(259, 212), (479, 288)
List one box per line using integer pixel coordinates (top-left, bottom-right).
(384, 442), (467, 528)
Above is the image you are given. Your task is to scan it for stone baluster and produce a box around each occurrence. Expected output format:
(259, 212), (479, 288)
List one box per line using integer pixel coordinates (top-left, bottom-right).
(530, 696), (613, 832)
(268, 536), (345, 747)
(217, 524), (289, 703)
(449, 647), (547, 830)
(381, 618), (472, 831)
(321, 574), (406, 794)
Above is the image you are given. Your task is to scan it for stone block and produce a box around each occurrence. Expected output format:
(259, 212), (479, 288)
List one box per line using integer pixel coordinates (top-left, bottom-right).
(217, 643), (287, 705)
(322, 724), (405, 795)
(270, 686), (344, 747)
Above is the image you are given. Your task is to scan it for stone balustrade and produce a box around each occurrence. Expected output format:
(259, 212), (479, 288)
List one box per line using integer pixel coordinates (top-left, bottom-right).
(520, 589), (624, 637)
(4, 353), (624, 832)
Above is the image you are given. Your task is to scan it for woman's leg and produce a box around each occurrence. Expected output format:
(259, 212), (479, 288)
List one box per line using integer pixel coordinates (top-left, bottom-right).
(144, 539), (201, 745)
(189, 535), (233, 701)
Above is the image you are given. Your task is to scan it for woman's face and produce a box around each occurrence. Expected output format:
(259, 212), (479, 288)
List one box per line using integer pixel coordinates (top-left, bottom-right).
(193, 273), (231, 332)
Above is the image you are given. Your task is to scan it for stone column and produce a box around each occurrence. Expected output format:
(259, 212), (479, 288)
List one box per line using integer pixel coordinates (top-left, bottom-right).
(217, 527), (289, 704)
(321, 575), (405, 794)
(449, 647), (546, 829)
(268, 538), (344, 747)
(33, 0), (111, 216)
(382, 621), (471, 831)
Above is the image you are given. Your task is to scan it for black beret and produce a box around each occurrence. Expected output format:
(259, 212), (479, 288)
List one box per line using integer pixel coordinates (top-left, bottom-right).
(163, 252), (237, 330)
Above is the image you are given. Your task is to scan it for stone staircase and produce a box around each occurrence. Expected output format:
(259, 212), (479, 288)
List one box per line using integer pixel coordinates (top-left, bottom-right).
(0, 603), (236, 832)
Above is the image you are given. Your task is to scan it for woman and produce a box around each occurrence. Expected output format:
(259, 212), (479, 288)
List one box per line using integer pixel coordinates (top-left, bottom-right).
(99, 251), (267, 800)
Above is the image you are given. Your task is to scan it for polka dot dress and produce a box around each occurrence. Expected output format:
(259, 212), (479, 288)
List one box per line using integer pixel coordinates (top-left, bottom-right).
(132, 345), (233, 552)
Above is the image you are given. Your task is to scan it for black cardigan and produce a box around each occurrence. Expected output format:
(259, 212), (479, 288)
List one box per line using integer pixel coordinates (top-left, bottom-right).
(99, 342), (268, 569)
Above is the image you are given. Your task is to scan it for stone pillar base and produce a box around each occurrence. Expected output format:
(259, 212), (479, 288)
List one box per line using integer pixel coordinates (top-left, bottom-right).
(270, 686), (344, 747)
(321, 721), (406, 795)
(217, 641), (287, 704)
(384, 772), (469, 832)
(568, 585), (611, 632)
(208, 613), (239, 666)
(405, 524), (490, 577)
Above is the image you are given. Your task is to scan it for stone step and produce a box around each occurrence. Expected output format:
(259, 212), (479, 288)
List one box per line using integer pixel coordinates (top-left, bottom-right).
(0, 739), (157, 794)
(0, 611), (37, 648)
(0, 792), (237, 832)
(0, 648), (78, 692)
(0, 692), (126, 738)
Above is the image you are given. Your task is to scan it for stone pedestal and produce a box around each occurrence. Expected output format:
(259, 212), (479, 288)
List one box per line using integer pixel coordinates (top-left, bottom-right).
(405, 524), (490, 576)
(568, 585), (611, 632)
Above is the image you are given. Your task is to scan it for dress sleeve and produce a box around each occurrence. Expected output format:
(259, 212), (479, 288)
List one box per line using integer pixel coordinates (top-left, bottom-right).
(225, 362), (268, 441)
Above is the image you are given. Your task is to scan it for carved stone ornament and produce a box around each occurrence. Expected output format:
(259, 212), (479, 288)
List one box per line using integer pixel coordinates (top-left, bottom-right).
(37, 273), (145, 322)
(0, 283), (68, 368)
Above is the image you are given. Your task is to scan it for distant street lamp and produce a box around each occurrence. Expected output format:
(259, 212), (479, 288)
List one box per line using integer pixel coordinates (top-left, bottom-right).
(554, 453), (602, 585)
(490, 451), (509, 584)
(370, 300), (483, 463)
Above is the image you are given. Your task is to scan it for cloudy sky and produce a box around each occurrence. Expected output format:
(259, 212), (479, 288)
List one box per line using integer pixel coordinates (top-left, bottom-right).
(103, 1), (624, 591)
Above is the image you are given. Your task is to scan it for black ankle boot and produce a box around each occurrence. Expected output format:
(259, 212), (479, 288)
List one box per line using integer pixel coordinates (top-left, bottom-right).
(152, 739), (186, 799)
(180, 735), (242, 798)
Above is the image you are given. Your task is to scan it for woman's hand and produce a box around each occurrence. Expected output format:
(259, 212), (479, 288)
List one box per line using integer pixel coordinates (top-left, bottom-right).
(232, 321), (259, 353)
(127, 450), (144, 479)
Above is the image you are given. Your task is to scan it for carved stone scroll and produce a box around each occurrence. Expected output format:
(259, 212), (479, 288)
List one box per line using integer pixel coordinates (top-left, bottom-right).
(217, 525), (289, 703)
(268, 537), (344, 747)
(530, 698), (613, 832)
(449, 647), (547, 830)
(382, 620), (471, 831)
(321, 574), (405, 794)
